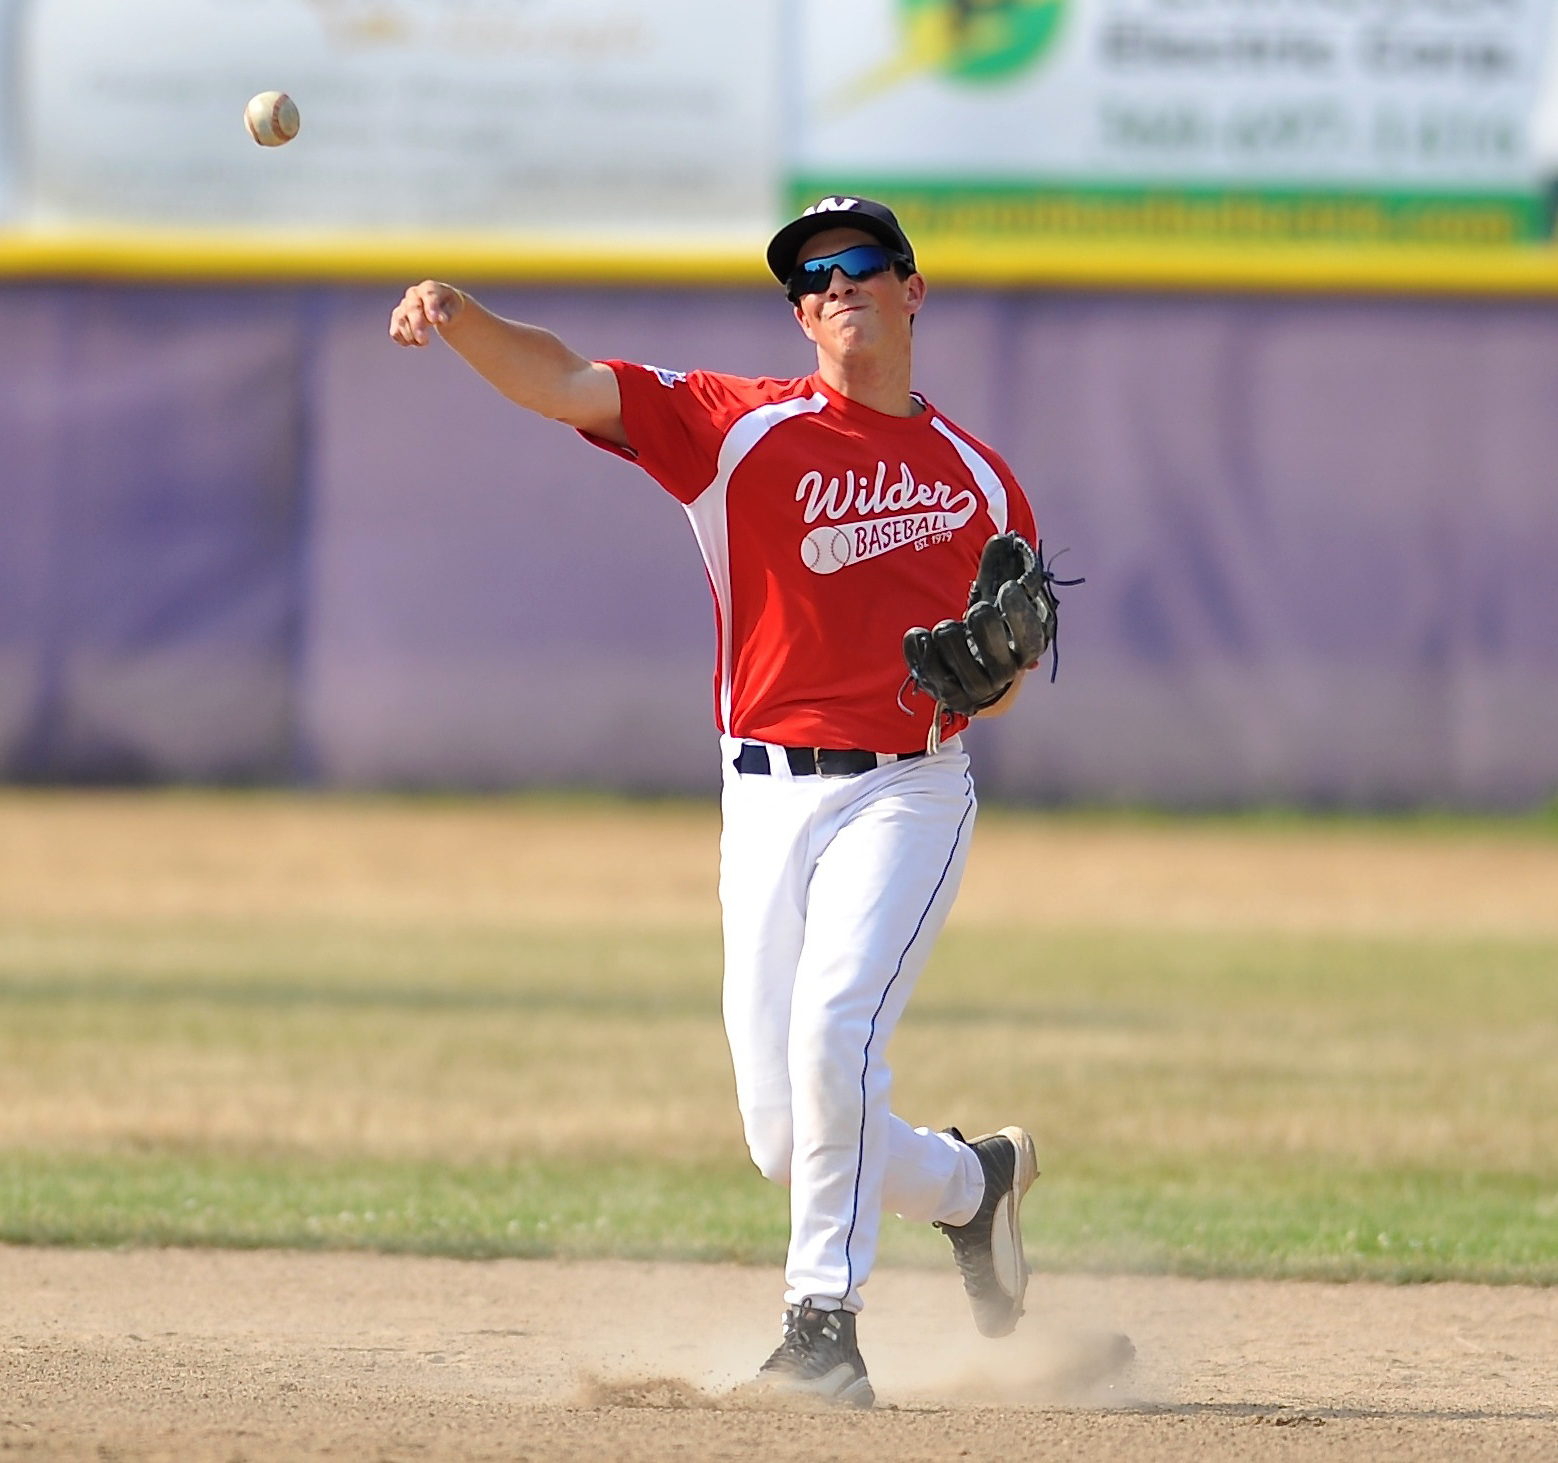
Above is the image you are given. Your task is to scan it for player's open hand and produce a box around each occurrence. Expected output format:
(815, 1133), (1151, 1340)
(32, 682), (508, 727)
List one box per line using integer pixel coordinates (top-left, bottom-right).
(389, 281), (466, 346)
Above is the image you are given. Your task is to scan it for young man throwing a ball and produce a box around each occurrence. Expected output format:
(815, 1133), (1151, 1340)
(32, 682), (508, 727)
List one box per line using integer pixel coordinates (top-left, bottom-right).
(390, 198), (1060, 1406)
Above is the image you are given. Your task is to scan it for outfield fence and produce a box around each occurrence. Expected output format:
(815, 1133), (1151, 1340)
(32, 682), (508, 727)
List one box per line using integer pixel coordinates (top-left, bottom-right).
(2, 282), (1556, 807)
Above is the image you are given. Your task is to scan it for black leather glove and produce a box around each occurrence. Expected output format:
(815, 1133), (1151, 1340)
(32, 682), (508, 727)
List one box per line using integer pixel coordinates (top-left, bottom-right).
(902, 533), (1059, 718)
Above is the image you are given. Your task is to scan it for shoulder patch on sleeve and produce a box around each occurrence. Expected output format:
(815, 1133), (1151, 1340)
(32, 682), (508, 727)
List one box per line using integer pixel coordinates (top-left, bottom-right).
(647, 366), (687, 388)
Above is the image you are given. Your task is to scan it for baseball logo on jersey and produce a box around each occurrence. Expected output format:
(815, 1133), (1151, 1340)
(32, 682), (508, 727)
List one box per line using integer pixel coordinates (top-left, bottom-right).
(797, 461), (979, 575)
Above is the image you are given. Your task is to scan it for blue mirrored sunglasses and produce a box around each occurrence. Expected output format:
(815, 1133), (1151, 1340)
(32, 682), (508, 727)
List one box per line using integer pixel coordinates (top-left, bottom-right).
(786, 243), (909, 302)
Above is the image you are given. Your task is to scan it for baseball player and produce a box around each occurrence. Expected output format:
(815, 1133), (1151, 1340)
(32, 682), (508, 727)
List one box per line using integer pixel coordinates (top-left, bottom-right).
(389, 197), (1058, 1407)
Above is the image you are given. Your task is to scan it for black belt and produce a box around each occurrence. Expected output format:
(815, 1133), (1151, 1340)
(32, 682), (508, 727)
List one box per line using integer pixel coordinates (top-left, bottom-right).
(733, 743), (926, 778)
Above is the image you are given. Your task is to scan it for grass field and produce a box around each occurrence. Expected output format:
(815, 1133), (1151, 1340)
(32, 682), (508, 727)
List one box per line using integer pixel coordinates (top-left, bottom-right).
(2, 791), (1556, 1282)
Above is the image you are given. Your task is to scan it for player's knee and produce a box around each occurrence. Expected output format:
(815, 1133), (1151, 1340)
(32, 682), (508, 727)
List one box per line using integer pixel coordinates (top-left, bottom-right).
(791, 1026), (879, 1104)
(742, 1110), (793, 1187)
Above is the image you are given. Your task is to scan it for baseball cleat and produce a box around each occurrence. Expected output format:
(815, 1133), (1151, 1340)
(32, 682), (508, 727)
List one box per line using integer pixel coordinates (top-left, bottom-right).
(936, 1125), (1040, 1338)
(751, 1301), (875, 1408)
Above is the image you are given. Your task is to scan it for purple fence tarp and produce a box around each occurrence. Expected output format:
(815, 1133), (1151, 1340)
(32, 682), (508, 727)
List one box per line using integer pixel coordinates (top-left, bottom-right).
(0, 286), (304, 781)
(2, 283), (1556, 806)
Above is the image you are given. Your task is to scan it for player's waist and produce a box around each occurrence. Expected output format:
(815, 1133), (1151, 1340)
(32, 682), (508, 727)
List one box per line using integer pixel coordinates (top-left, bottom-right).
(730, 741), (928, 779)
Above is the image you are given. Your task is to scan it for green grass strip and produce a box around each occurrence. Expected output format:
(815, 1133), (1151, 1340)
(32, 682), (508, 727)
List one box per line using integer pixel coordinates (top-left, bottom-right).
(1029, 1163), (1558, 1284)
(4, 1152), (1555, 1284)
(0, 1152), (789, 1263)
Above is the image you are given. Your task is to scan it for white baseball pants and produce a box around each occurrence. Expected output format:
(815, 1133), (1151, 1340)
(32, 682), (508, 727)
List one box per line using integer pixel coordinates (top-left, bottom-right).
(718, 734), (986, 1314)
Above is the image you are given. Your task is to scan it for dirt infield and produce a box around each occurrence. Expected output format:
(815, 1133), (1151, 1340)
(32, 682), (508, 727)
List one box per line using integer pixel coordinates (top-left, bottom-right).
(3, 1247), (1555, 1462)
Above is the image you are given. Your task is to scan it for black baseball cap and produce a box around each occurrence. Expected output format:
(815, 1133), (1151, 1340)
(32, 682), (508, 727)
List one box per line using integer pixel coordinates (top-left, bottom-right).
(766, 196), (916, 285)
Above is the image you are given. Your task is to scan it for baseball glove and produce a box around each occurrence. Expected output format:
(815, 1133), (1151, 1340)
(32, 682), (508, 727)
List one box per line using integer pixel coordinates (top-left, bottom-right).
(901, 533), (1065, 733)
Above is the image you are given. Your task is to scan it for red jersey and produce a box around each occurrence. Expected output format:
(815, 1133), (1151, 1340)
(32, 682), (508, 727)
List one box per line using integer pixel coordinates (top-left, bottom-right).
(584, 364), (1037, 754)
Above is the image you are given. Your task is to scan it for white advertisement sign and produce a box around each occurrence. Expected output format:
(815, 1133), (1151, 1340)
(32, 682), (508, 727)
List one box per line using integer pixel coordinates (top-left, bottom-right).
(0, 0), (20, 221)
(5, 0), (1555, 249)
(793, 0), (1558, 241)
(17, 0), (781, 237)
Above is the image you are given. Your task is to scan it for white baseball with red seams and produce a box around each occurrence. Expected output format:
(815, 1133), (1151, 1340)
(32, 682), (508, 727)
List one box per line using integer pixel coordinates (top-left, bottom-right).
(584, 364), (1038, 1312)
(244, 91), (300, 147)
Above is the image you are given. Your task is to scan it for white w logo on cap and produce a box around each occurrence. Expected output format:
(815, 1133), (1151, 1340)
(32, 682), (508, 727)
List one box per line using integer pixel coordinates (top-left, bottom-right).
(804, 197), (860, 216)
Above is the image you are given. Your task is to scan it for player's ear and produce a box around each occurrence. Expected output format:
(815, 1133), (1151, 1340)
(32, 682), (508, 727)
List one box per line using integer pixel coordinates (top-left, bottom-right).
(794, 301), (818, 343)
(905, 271), (926, 320)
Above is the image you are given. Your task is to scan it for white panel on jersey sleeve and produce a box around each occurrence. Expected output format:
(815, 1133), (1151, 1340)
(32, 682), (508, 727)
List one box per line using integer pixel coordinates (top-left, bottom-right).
(930, 418), (1008, 536)
(682, 393), (829, 733)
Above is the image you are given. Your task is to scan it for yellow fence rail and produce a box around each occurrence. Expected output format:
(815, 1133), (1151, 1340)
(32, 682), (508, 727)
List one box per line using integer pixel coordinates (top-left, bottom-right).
(3, 228), (1558, 296)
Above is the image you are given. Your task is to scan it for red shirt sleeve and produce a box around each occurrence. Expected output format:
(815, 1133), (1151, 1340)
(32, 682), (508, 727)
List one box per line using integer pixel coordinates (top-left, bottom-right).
(578, 361), (752, 506)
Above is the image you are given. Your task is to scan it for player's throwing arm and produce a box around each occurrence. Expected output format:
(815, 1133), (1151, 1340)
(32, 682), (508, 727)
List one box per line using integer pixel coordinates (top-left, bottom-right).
(388, 281), (627, 446)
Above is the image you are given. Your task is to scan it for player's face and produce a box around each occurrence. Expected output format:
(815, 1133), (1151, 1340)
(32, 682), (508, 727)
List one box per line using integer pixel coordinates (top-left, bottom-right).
(791, 227), (924, 367)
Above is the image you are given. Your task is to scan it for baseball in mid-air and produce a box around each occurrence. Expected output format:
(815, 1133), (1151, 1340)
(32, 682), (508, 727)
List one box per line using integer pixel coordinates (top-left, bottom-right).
(244, 91), (300, 147)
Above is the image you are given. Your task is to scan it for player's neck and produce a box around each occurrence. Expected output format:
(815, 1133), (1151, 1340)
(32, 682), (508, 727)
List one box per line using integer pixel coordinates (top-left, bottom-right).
(816, 350), (921, 418)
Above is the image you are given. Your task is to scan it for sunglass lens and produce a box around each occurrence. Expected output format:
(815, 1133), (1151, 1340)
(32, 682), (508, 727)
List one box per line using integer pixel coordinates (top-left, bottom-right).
(789, 244), (897, 298)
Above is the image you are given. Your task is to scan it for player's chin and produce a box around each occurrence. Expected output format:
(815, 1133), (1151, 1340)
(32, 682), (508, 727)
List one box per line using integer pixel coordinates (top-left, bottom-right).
(826, 319), (878, 353)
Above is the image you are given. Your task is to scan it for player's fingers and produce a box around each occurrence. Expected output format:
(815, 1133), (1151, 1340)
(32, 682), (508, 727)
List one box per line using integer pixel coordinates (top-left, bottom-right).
(407, 297), (435, 346)
(389, 290), (425, 346)
(416, 281), (463, 329)
(417, 287), (447, 326)
(390, 283), (450, 345)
